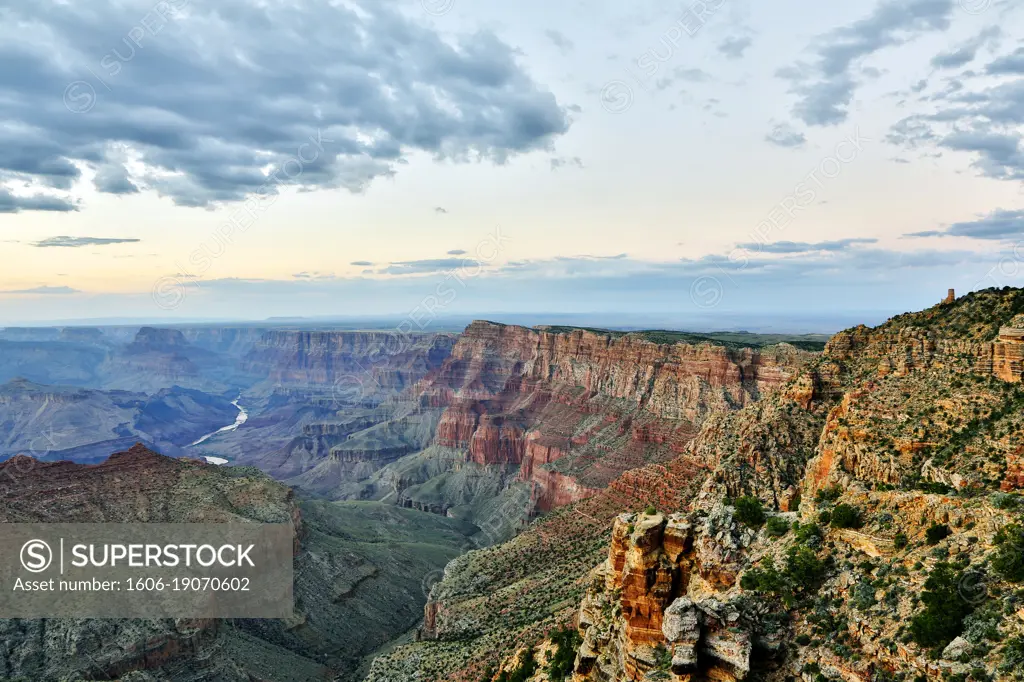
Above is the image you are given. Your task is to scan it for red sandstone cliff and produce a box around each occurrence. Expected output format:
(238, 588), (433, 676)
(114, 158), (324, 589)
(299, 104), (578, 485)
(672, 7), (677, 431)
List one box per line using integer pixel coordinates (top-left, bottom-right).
(415, 322), (812, 513)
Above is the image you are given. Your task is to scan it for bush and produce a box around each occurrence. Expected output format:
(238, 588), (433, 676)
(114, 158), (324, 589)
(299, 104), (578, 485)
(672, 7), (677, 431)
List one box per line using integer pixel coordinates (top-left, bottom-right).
(830, 504), (863, 529)
(734, 496), (766, 528)
(786, 545), (827, 588)
(894, 533), (909, 550)
(818, 511), (832, 526)
(926, 524), (952, 545)
(992, 524), (1024, 582)
(909, 563), (975, 650)
(815, 485), (843, 505)
(546, 626), (581, 680)
(795, 522), (823, 544)
(644, 504), (657, 516)
(767, 517), (791, 537)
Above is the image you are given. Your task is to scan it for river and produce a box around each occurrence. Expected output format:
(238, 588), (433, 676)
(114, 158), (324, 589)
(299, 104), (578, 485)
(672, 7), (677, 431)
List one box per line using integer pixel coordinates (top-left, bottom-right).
(188, 395), (248, 464)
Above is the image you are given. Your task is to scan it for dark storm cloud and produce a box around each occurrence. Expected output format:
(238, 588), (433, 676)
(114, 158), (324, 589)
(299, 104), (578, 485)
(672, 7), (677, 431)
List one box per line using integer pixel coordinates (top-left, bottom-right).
(779, 0), (955, 126)
(0, 0), (571, 212)
(31, 236), (141, 248)
(906, 209), (1024, 240)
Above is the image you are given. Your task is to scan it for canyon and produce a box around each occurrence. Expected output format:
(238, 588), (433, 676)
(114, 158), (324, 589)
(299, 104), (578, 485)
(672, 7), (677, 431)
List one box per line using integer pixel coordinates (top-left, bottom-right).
(3, 289), (1022, 681)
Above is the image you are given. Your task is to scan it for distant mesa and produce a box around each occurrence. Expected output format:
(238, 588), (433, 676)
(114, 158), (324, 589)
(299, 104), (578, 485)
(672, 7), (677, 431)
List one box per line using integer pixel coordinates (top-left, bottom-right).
(130, 326), (190, 349)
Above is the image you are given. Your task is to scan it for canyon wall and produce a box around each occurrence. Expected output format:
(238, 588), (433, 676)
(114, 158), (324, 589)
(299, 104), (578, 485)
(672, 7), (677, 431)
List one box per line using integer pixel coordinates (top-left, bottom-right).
(410, 321), (811, 510)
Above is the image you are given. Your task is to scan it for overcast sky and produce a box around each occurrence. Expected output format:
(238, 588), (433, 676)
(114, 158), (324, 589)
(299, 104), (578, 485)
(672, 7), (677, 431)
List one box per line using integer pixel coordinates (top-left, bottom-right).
(0, 0), (1022, 327)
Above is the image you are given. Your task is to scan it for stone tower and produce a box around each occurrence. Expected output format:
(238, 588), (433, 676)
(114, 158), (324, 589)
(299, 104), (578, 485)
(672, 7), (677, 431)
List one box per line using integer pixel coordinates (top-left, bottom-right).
(943, 288), (955, 305)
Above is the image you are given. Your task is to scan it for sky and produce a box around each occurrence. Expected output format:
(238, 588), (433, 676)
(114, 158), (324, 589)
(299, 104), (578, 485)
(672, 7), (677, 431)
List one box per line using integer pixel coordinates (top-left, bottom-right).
(0, 0), (1022, 328)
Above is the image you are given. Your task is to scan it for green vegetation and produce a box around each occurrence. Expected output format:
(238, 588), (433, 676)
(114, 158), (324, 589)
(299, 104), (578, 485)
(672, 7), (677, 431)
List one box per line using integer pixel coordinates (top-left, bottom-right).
(794, 522), (823, 545)
(733, 496), (766, 527)
(546, 627), (582, 680)
(538, 325), (829, 351)
(894, 533), (909, 550)
(992, 524), (1024, 582)
(909, 563), (976, 650)
(741, 545), (827, 605)
(926, 524), (953, 545)
(644, 504), (658, 516)
(830, 504), (863, 529)
(767, 516), (791, 537)
(815, 485), (843, 505)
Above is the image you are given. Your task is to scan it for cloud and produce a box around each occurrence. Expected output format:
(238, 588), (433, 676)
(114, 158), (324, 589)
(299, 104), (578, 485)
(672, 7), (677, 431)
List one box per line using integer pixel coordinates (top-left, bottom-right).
(779, 0), (955, 126)
(434, 206), (448, 214)
(655, 67), (710, 91)
(765, 123), (807, 148)
(0, 0), (571, 211)
(718, 36), (752, 59)
(292, 271), (336, 280)
(544, 29), (574, 53)
(887, 67), (1024, 182)
(0, 189), (77, 213)
(31, 236), (141, 248)
(1, 286), (80, 295)
(550, 156), (584, 170)
(350, 261), (374, 266)
(987, 47), (1024, 75)
(447, 249), (467, 255)
(930, 27), (1001, 70)
(906, 208), (1024, 240)
(378, 258), (481, 275)
(93, 163), (140, 195)
(736, 239), (878, 253)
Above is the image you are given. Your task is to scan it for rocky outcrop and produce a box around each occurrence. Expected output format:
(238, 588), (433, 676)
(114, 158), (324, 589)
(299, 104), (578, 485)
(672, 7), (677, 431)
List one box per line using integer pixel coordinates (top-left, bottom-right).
(572, 511), (766, 682)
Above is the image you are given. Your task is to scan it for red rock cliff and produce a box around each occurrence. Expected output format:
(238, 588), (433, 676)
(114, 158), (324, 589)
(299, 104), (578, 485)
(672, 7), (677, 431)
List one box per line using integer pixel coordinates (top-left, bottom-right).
(418, 322), (812, 511)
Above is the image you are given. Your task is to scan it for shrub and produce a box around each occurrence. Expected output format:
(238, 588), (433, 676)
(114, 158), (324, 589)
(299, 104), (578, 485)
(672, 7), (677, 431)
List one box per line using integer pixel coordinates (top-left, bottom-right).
(818, 511), (832, 526)
(815, 485), (843, 505)
(926, 524), (952, 545)
(795, 522), (823, 544)
(786, 545), (827, 589)
(992, 524), (1024, 582)
(830, 504), (863, 529)
(734, 496), (766, 528)
(741, 556), (788, 598)
(767, 517), (791, 537)
(546, 626), (581, 680)
(894, 533), (909, 550)
(644, 504), (657, 516)
(909, 563), (975, 650)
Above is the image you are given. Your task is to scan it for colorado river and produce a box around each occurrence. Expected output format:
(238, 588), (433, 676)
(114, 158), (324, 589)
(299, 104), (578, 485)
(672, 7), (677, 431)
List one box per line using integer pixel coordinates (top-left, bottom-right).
(189, 395), (248, 464)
